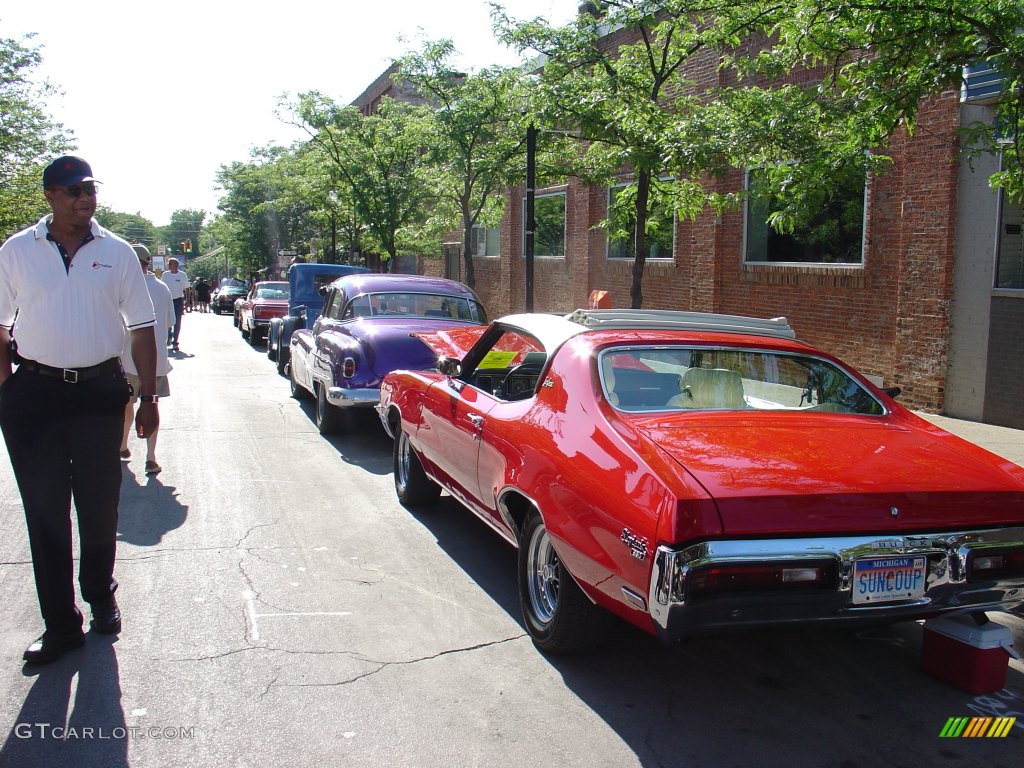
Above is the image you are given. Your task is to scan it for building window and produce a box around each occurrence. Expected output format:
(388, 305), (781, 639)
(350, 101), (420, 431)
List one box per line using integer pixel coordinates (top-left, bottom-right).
(996, 187), (1023, 288)
(470, 225), (500, 257)
(523, 192), (566, 258)
(744, 166), (866, 265)
(606, 183), (675, 260)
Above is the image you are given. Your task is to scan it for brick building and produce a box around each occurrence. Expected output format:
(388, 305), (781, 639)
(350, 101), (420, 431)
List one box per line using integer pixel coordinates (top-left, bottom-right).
(416, 37), (1023, 429)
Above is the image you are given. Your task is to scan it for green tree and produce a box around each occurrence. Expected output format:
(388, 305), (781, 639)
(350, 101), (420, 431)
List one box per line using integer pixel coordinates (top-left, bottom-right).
(288, 93), (437, 270)
(165, 208), (206, 259)
(0, 33), (72, 239)
(397, 40), (531, 288)
(288, 146), (366, 264)
(93, 206), (158, 247)
(493, 1), (769, 308)
(181, 251), (223, 283)
(755, 0), (1024, 202)
(214, 145), (321, 277)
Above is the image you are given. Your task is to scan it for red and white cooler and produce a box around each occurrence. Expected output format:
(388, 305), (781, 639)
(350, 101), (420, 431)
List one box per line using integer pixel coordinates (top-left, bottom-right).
(922, 613), (1021, 694)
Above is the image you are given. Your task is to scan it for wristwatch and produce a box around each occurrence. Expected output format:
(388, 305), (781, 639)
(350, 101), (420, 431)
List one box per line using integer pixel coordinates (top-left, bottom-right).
(139, 395), (159, 403)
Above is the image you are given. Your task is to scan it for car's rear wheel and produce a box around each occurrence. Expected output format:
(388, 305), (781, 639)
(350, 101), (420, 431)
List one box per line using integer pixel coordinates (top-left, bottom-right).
(267, 325), (279, 360)
(394, 430), (441, 506)
(315, 384), (347, 434)
(518, 513), (611, 654)
(289, 359), (310, 400)
(277, 347), (289, 377)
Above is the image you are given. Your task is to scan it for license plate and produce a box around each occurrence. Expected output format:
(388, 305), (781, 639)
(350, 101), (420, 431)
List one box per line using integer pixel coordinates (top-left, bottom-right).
(852, 555), (927, 604)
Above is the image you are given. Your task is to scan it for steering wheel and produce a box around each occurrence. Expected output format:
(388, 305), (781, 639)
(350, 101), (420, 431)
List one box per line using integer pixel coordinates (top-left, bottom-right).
(499, 362), (544, 401)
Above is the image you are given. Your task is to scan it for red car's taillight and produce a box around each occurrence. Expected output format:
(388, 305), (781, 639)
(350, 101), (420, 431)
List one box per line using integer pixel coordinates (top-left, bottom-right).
(687, 562), (834, 601)
(968, 549), (1024, 581)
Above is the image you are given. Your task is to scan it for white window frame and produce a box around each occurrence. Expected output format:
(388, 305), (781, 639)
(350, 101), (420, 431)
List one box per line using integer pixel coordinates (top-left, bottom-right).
(606, 180), (676, 261)
(469, 225), (500, 258)
(522, 190), (567, 259)
(741, 167), (868, 267)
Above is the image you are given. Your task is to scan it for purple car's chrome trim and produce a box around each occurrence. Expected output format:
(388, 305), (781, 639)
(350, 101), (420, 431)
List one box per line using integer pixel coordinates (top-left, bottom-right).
(650, 526), (1024, 640)
(327, 385), (380, 407)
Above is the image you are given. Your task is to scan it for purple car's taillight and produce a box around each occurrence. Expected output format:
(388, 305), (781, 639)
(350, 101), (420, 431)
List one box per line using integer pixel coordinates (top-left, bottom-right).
(342, 357), (356, 378)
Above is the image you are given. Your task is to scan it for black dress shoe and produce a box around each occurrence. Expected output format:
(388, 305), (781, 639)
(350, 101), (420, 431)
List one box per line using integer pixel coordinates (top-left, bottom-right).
(90, 596), (121, 635)
(23, 631), (85, 665)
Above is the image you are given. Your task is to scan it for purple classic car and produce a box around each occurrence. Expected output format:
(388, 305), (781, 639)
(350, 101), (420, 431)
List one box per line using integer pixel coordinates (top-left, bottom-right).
(288, 273), (487, 434)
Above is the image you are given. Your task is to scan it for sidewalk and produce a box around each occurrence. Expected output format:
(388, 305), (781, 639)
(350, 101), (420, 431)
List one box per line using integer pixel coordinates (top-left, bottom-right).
(918, 412), (1024, 468)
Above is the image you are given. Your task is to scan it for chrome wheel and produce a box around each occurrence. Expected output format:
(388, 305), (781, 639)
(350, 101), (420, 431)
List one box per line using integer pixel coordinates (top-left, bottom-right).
(396, 431), (413, 493)
(517, 512), (611, 653)
(525, 520), (559, 626)
(393, 428), (440, 506)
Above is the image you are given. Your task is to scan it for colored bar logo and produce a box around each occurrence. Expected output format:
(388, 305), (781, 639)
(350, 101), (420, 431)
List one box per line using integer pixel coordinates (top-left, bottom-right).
(940, 716), (1016, 738)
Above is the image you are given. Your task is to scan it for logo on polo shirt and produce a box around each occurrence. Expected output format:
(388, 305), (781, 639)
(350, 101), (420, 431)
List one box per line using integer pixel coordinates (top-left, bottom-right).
(91, 261), (113, 269)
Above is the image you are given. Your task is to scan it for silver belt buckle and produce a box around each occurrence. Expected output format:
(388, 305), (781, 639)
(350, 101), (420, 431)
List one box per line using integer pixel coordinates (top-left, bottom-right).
(62, 368), (79, 384)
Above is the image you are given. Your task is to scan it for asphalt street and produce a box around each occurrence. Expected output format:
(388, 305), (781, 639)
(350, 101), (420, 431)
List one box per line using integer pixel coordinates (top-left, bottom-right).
(0, 310), (1021, 767)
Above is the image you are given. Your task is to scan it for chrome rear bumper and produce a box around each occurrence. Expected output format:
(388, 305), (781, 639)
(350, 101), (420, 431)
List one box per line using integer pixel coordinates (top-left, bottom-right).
(649, 527), (1024, 641)
(326, 386), (380, 408)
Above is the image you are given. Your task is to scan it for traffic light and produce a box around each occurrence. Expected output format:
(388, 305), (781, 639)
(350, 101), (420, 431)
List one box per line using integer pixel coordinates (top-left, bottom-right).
(180, 241), (186, 254)
(185, 239), (193, 254)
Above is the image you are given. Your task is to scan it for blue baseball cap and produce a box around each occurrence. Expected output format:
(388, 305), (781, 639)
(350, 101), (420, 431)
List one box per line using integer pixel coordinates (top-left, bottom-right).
(42, 155), (100, 188)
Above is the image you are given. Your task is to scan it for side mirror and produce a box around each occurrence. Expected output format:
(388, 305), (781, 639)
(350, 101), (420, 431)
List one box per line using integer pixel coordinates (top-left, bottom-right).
(438, 357), (462, 377)
(883, 386), (902, 399)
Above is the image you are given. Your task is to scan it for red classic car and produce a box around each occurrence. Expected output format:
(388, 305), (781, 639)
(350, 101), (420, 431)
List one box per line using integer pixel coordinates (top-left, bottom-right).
(377, 309), (1024, 653)
(239, 281), (289, 345)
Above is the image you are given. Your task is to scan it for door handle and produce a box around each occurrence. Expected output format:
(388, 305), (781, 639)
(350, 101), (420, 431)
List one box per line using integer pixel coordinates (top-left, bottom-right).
(468, 414), (484, 436)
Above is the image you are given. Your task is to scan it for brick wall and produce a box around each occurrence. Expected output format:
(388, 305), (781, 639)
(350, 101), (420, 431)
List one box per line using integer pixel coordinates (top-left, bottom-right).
(462, 88), (963, 413)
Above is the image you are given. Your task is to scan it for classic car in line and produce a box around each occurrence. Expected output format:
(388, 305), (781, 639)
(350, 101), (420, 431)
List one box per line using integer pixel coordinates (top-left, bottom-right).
(377, 309), (1024, 654)
(211, 283), (247, 315)
(239, 281), (289, 345)
(289, 273), (486, 434)
(266, 262), (370, 376)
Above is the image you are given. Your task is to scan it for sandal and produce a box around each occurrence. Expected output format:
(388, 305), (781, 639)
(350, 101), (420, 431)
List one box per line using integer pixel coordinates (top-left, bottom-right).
(145, 460), (162, 475)
(119, 449), (131, 460)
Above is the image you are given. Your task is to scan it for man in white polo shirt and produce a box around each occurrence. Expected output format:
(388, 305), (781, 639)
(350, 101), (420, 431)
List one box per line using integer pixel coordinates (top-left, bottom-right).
(0, 155), (158, 665)
(160, 257), (189, 352)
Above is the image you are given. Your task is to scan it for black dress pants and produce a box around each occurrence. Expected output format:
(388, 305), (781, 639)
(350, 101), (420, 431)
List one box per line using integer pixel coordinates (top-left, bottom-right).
(0, 364), (130, 634)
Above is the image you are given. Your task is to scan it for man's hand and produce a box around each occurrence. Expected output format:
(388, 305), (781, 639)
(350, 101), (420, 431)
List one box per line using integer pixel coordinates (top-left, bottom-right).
(129, 326), (159, 437)
(135, 401), (159, 438)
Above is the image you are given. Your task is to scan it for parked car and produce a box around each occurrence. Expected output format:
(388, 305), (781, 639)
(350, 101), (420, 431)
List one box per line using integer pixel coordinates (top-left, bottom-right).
(267, 263), (370, 375)
(212, 284), (248, 315)
(377, 309), (1024, 654)
(239, 281), (289, 344)
(289, 273), (486, 435)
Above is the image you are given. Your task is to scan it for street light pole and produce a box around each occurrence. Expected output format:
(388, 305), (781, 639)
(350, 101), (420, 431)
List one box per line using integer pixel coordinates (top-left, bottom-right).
(525, 124), (537, 313)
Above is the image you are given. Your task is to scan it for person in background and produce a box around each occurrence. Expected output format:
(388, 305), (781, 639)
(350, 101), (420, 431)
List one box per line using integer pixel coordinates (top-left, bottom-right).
(0, 155), (158, 665)
(194, 276), (211, 313)
(160, 257), (188, 352)
(120, 244), (174, 475)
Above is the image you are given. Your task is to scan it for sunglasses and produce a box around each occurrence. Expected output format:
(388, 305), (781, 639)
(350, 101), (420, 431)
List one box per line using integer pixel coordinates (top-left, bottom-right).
(51, 183), (98, 198)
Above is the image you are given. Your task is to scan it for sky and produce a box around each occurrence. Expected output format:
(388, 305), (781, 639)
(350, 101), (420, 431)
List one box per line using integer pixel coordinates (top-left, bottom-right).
(2, 0), (571, 226)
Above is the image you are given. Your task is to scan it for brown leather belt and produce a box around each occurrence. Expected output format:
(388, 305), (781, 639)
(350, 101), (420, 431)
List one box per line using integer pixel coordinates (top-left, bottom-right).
(17, 357), (122, 384)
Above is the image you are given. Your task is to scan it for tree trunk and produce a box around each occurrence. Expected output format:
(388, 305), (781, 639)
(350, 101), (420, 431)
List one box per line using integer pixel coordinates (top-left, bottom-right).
(462, 206), (476, 288)
(629, 170), (651, 309)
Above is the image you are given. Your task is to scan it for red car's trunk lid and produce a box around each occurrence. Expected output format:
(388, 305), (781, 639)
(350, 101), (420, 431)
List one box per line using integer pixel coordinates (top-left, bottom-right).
(638, 416), (1024, 537)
